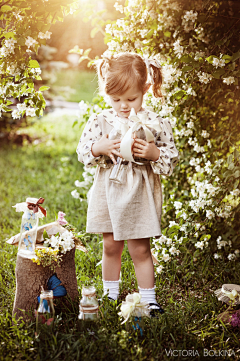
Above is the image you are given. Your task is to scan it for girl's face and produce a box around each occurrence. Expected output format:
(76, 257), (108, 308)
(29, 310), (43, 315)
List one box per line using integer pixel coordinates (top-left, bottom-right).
(109, 83), (150, 118)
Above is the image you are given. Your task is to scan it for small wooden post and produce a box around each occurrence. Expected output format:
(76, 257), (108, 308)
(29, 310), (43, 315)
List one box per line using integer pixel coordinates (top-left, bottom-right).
(12, 247), (79, 320)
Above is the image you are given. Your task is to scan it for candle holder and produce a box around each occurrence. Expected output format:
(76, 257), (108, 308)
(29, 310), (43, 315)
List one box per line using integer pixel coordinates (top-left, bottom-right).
(36, 289), (55, 334)
(79, 286), (99, 321)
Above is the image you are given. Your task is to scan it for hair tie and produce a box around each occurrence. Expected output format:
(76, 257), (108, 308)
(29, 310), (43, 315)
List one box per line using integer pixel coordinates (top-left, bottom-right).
(144, 58), (162, 85)
(100, 56), (111, 81)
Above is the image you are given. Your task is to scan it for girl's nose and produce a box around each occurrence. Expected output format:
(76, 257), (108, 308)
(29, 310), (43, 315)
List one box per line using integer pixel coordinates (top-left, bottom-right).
(121, 102), (128, 109)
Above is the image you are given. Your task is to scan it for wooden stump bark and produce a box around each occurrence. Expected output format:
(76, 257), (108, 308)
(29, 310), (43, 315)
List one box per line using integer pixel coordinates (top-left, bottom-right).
(13, 248), (79, 320)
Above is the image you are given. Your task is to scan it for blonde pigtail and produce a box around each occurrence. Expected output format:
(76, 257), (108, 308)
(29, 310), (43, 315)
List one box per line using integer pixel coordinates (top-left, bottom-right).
(97, 58), (111, 93)
(150, 64), (164, 99)
(98, 59), (107, 81)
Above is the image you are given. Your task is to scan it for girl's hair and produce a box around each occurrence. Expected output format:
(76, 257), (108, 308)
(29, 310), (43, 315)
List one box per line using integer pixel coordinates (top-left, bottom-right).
(98, 53), (163, 98)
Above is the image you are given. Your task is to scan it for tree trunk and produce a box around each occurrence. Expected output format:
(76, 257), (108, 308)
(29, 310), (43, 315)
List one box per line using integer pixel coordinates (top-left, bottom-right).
(12, 248), (79, 321)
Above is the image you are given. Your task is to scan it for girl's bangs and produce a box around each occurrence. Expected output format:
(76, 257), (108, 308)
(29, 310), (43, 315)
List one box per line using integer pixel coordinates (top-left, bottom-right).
(106, 72), (140, 96)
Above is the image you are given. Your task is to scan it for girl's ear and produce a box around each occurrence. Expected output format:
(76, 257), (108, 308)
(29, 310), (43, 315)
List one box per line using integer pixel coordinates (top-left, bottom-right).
(143, 83), (151, 94)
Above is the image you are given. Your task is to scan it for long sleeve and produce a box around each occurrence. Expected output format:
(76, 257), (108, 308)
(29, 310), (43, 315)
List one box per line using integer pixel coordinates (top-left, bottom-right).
(76, 113), (104, 167)
(150, 117), (179, 176)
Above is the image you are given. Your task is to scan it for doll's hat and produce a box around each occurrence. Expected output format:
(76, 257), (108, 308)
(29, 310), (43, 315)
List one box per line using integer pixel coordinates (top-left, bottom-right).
(214, 284), (240, 305)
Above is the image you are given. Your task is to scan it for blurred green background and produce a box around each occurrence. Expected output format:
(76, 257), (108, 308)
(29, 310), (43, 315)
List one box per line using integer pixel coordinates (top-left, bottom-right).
(54, 69), (98, 102)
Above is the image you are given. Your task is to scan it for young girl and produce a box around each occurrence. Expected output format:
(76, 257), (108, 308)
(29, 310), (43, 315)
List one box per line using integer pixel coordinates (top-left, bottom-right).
(77, 53), (179, 316)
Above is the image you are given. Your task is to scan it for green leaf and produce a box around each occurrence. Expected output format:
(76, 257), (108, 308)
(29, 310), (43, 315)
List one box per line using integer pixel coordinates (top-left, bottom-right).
(234, 149), (240, 160)
(222, 54), (232, 63)
(28, 59), (40, 68)
(176, 211), (182, 219)
(4, 32), (15, 39)
(18, 37), (25, 46)
(212, 69), (225, 79)
(83, 48), (92, 57)
(168, 225), (180, 234)
(1, 5), (12, 12)
(38, 24), (51, 32)
(193, 249), (200, 257)
(79, 56), (89, 63)
(203, 234), (211, 241)
(69, 46), (83, 55)
(227, 154), (233, 165)
(43, 229), (49, 240)
(87, 60), (95, 68)
(234, 180), (239, 189)
(234, 70), (240, 77)
(232, 51), (240, 62)
(224, 91), (235, 98)
(182, 66), (193, 72)
(221, 139), (227, 149)
(234, 170), (240, 178)
(228, 62), (236, 71)
(192, 62), (201, 69)
(164, 31), (171, 38)
(206, 55), (214, 64)
(181, 55), (193, 63)
(215, 39), (226, 46)
(223, 170), (233, 178)
(72, 119), (78, 128)
(39, 86), (50, 91)
(172, 90), (186, 100)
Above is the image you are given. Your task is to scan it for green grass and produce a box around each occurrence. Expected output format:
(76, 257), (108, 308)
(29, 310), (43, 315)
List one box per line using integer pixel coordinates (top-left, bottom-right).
(54, 69), (99, 102)
(1, 113), (240, 360)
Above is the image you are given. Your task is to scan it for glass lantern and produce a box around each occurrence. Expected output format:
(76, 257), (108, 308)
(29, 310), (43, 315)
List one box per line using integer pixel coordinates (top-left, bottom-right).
(109, 156), (126, 184)
(36, 290), (55, 334)
(18, 197), (39, 257)
(79, 286), (99, 321)
(108, 128), (127, 184)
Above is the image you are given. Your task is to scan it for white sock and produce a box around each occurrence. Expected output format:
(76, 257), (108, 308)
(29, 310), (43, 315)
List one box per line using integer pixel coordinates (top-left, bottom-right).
(138, 286), (157, 304)
(103, 280), (120, 300)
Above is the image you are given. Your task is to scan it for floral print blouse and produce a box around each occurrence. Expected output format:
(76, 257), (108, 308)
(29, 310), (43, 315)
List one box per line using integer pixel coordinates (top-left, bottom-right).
(76, 108), (179, 176)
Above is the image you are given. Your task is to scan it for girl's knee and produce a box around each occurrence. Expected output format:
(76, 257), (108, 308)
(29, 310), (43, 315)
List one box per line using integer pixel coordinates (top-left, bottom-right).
(103, 233), (124, 258)
(128, 240), (151, 263)
(103, 244), (120, 258)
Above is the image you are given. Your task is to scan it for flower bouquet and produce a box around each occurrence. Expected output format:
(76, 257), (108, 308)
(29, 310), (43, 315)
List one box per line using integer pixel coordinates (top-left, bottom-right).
(215, 284), (240, 326)
(118, 293), (150, 336)
(31, 212), (87, 270)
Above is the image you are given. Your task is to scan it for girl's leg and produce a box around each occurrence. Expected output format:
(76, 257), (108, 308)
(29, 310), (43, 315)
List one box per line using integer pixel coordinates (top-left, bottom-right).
(102, 233), (124, 280)
(127, 238), (164, 314)
(102, 233), (124, 300)
(127, 238), (154, 288)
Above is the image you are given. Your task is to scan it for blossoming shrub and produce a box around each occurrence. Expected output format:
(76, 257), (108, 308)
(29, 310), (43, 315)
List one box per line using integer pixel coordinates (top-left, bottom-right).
(106, 0), (240, 270)
(0, 0), (78, 135)
(73, 0), (240, 272)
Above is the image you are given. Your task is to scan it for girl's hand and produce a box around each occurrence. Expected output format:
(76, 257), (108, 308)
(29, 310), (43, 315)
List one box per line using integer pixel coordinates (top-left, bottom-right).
(91, 134), (122, 164)
(132, 138), (160, 161)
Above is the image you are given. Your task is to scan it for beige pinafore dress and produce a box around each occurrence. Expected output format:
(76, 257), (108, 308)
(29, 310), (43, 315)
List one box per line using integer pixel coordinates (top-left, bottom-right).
(76, 108), (179, 241)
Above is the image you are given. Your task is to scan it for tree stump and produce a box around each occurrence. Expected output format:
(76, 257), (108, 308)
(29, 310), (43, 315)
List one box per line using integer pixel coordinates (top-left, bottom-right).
(12, 248), (79, 321)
